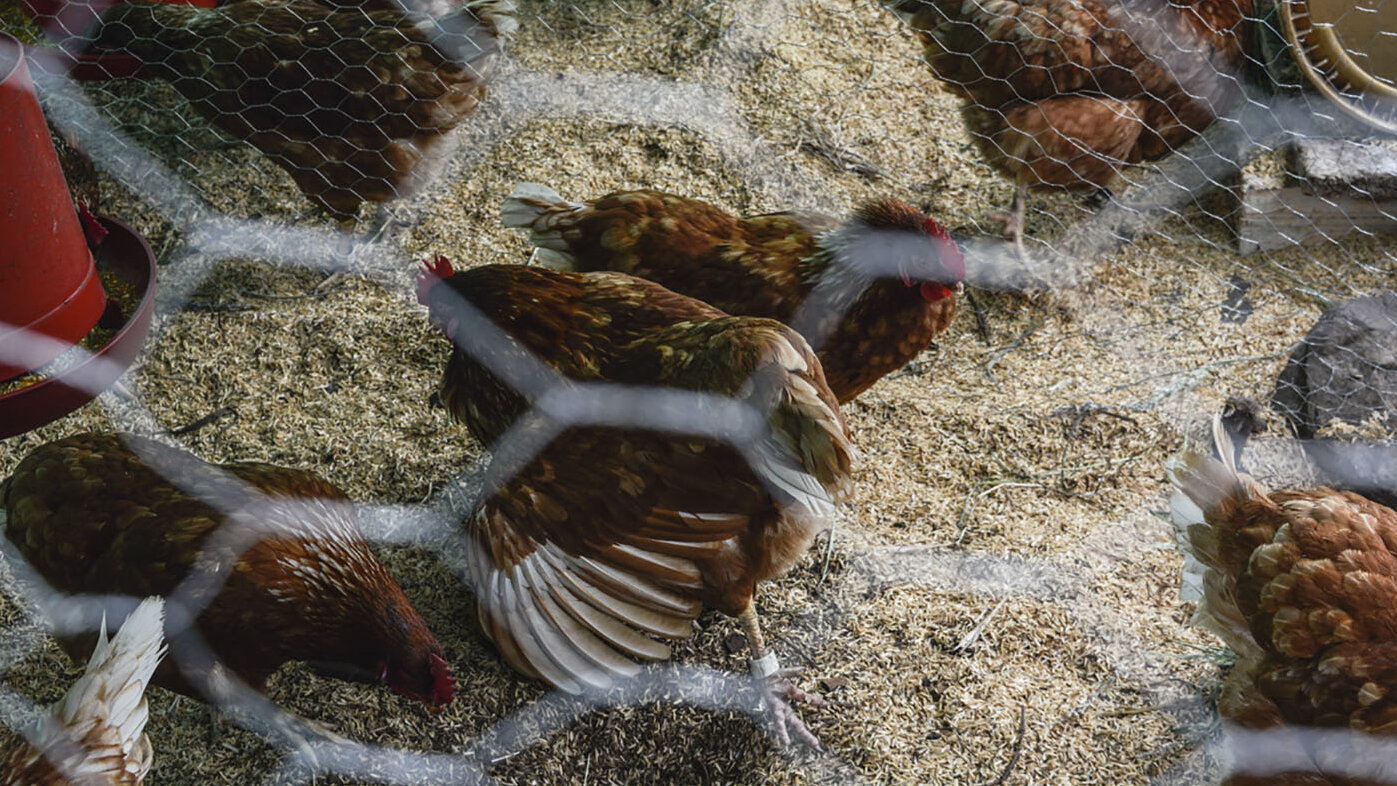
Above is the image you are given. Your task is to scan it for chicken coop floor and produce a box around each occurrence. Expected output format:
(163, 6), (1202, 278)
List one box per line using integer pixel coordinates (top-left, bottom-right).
(2, 0), (1396, 783)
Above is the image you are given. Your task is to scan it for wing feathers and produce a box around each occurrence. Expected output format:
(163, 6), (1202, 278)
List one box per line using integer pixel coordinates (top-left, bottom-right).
(636, 509), (749, 539)
(521, 557), (643, 676)
(469, 510), (706, 690)
(598, 542), (702, 588)
(499, 578), (587, 693)
(571, 554), (698, 616)
(481, 572), (542, 681)
(16, 597), (168, 786)
(544, 576), (673, 660)
(619, 532), (727, 560)
(514, 576), (612, 692)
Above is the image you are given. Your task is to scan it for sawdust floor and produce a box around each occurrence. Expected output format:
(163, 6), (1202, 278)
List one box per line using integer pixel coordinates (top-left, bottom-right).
(2, 0), (1396, 783)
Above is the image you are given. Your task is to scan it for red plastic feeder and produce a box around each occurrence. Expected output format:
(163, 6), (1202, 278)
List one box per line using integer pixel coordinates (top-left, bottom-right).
(0, 214), (157, 438)
(15, 0), (216, 81)
(0, 34), (158, 438)
(0, 33), (106, 381)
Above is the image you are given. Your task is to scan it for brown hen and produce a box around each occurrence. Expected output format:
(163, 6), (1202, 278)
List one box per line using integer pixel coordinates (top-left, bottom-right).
(1171, 416), (1397, 785)
(889, 0), (1252, 252)
(417, 257), (856, 746)
(0, 597), (164, 786)
(501, 185), (966, 404)
(1, 433), (454, 711)
(87, 0), (515, 231)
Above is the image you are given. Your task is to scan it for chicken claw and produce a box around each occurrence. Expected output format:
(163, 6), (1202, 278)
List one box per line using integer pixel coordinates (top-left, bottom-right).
(986, 186), (1028, 259)
(750, 653), (826, 749)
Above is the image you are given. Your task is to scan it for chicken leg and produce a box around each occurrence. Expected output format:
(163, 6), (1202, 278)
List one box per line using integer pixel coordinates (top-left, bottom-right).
(986, 186), (1028, 259)
(740, 606), (825, 749)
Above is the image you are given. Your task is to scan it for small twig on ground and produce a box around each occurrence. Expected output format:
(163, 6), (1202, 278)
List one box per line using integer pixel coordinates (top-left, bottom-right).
(1096, 352), (1286, 409)
(965, 287), (993, 346)
(984, 319), (1043, 389)
(314, 271), (347, 293)
(241, 290), (318, 302)
(184, 300), (255, 313)
(1102, 696), (1209, 719)
(164, 406), (237, 436)
(1050, 402), (1139, 426)
(981, 706), (1027, 786)
(794, 120), (886, 181)
(817, 521), (837, 587)
(954, 597), (1007, 653)
(953, 488), (977, 547)
(1136, 716), (1219, 762)
(1056, 675), (1118, 729)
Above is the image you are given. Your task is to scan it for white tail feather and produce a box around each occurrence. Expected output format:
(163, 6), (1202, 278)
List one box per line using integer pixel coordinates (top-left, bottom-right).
(1168, 414), (1267, 659)
(501, 182), (584, 261)
(527, 247), (577, 270)
(500, 182), (572, 228)
(37, 597), (165, 784)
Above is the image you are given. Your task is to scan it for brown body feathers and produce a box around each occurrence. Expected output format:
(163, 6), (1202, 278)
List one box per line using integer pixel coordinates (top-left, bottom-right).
(890, 0), (1252, 192)
(1, 434), (454, 709)
(501, 186), (965, 403)
(418, 260), (855, 693)
(1171, 417), (1397, 785)
(89, 0), (516, 223)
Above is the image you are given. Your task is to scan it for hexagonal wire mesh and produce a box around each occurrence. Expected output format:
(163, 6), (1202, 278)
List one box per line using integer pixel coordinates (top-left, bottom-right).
(1, 0), (1397, 782)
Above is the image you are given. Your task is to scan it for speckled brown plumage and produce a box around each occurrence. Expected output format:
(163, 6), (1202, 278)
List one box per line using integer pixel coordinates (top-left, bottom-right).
(418, 260), (854, 709)
(1172, 418), (1397, 785)
(501, 187), (965, 403)
(1, 434), (453, 708)
(890, 0), (1251, 240)
(88, 0), (515, 223)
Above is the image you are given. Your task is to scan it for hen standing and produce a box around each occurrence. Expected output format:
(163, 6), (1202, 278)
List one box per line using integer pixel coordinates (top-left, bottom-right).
(889, 0), (1252, 253)
(87, 0), (516, 233)
(0, 597), (165, 786)
(1171, 416), (1397, 784)
(418, 257), (855, 746)
(1, 434), (454, 710)
(502, 185), (965, 403)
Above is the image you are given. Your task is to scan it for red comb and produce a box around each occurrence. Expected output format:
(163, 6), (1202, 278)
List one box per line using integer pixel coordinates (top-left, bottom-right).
(921, 217), (949, 241)
(920, 218), (966, 281)
(416, 254), (455, 306)
(428, 653), (455, 706)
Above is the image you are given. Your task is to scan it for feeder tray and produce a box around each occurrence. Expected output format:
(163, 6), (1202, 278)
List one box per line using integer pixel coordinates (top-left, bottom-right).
(0, 214), (157, 439)
(1280, 0), (1397, 133)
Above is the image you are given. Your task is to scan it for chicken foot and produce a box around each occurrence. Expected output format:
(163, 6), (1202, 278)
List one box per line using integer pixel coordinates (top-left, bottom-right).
(985, 186), (1028, 259)
(740, 606), (825, 749)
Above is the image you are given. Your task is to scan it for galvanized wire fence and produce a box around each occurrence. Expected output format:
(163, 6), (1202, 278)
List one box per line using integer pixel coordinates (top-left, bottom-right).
(1, 0), (1397, 782)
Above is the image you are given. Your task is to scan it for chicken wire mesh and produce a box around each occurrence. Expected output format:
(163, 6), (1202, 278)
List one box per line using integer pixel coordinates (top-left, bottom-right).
(0, 0), (1396, 782)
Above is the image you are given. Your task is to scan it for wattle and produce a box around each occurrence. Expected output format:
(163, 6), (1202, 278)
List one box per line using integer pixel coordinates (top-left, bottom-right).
(920, 282), (952, 302)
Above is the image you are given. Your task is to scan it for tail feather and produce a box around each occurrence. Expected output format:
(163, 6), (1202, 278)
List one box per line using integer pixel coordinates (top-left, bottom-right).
(1194, 570), (1262, 660)
(1166, 414), (1250, 532)
(1169, 414), (1271, 659)
(43, 597), (166, 783)
(501, 182), (584, 262)
(527, 247), (578, 270)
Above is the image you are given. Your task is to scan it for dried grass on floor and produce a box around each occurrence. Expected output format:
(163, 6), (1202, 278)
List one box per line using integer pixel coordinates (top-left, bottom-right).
(1, 0), (1395, 783)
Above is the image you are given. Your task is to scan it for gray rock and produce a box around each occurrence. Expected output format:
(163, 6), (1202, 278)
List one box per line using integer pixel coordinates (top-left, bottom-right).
(1273, 292), (1397, 505)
